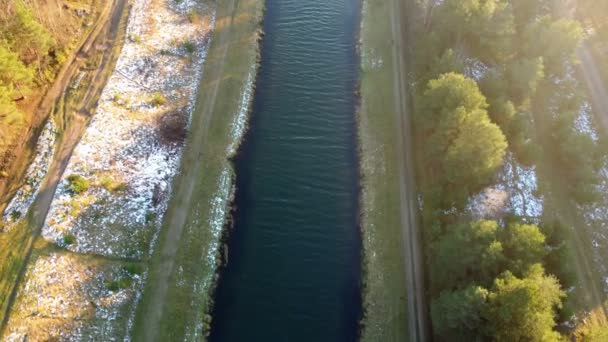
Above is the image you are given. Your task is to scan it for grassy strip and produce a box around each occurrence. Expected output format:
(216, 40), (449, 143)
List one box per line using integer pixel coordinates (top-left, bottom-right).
(0, 219), (34, 327)
(357, 0), (408, 340)
(131, 0), (265, 340)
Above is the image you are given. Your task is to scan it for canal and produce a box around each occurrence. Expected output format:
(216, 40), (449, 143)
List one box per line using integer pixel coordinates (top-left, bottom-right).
(209, 0), (362, 340)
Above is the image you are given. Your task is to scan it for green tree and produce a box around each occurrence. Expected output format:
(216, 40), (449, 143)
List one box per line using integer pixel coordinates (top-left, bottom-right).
(431, 286), (489, 341)
(547, 110), (603, 204)
(432, 220), (505, 290)
(4, 1), (55, 78)
(0, 45), (32, 86)
(418, 73), (507, 207)
(501, 222), (547, 275)
(511, 0), (542, 31)
(487, 264), (565, 342)
(0, 45), (33, 99)
(507, 57), (545, 105)
(441, 111), (507, 191)
(0, 85), (24, 147)
(0, 85), (20, 119)
(523, 17), (583, 75)
(435, 0), (515, 63)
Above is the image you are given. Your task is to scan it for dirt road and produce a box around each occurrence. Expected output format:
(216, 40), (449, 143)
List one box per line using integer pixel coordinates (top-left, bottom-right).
(389, 0), (428, 340)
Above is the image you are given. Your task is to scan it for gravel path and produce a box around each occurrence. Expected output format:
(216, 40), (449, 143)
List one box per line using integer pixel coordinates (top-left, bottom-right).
(389, 0), (428, 340)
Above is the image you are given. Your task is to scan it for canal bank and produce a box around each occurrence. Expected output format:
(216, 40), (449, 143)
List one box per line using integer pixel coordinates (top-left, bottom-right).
(131, 0), (265, 339)
(358, 0), (413, 340)
(210, 0), (363, 340)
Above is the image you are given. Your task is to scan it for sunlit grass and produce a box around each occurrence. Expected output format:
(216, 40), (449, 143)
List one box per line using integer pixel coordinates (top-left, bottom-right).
(358, 0), (409, 340)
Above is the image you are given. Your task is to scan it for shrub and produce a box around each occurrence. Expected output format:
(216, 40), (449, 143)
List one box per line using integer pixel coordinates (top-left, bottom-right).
(9, 210), (21, 221)
(187, 9), (199, 23)
(145, 211), (156, 224)
(157, 108), (188, 143)
(123, 263), (143, 276)
(182, 40), (196, 54)
(100, 175), (127, 192)
(106, 278), (131, 292)
(63, 233), (76, 245)
(129, 33), (142, 44)
(150, 92), (166, 107)
(67, 174), (90, 194)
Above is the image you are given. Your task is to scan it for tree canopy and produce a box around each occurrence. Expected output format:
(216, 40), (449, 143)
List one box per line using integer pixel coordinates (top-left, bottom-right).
(418, 73), (507, 207)
(3, 1), (56, 71)
(502, 222), (547, 275)
(432, 220), (504, 290)
(431, 285), (489, 341)
(487, 264), (564, 342)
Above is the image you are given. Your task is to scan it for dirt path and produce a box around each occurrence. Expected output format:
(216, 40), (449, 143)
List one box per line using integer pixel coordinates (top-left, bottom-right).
(578, 45), (608, 133)
(389, 0), (427, 340)
(134, 2), (241, 340)
(0, 0), (128, 332)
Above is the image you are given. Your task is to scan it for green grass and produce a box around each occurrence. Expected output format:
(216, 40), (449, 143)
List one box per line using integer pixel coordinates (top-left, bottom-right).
(62, 233), (76, 245)
(67, 174), (90, 194)
(150, 92), (167, 107)
(131, 0), (265, 340)
(99, 174), (127, 192)
(183, 40), (196, 54)
(357, 0), (408, 341)
(0, 218), (34, 328)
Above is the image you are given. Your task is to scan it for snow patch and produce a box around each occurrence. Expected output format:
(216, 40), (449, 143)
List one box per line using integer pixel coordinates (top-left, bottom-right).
(2, 119), (57, 228)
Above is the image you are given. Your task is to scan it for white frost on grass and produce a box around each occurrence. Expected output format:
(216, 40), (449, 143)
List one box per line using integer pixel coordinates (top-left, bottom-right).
(228, 66), (257, 156)
(4, 252), (139, 342)
(2, 119), (57, 227)
(181, 55), (260, 340)
(183, 167), (233, 341)
(468, 153), (543, 220)
(42, 0), (216, 258)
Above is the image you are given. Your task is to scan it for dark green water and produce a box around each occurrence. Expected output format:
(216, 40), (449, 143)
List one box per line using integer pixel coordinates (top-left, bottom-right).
(209, 0), (362, 340)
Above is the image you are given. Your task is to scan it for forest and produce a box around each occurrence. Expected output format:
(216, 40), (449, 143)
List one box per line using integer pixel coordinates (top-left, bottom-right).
(410, 0), (608, 340)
